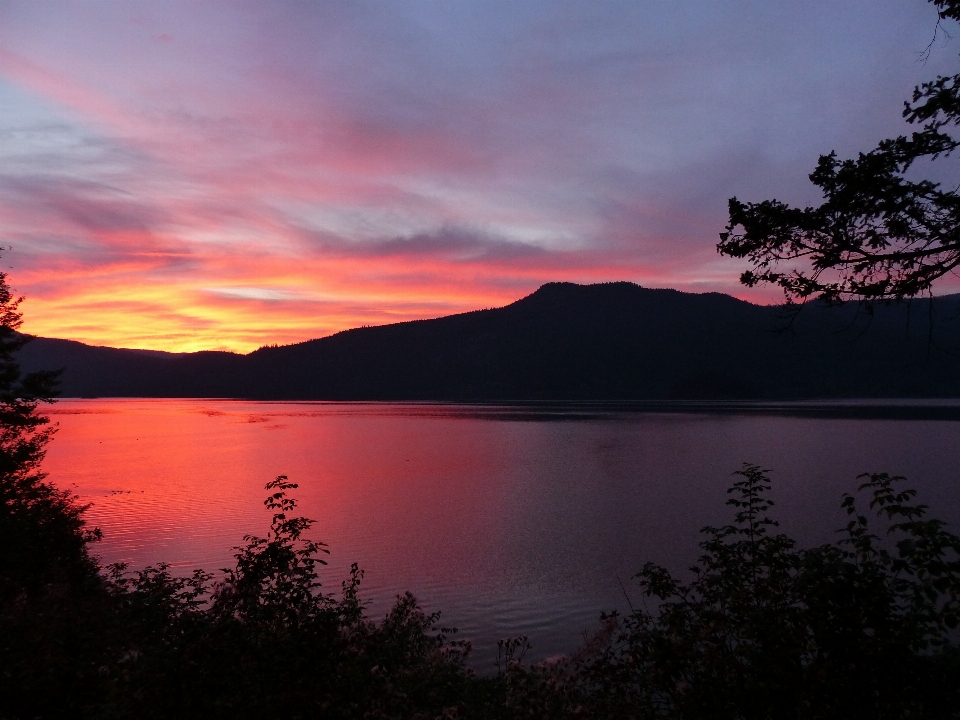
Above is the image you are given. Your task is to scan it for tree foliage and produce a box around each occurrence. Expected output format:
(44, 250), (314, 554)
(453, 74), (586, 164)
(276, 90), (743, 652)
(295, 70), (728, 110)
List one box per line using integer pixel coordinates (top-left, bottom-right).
(0, 266), (83, 601)
(718, 0), (960, 303)
(499, 466), (960, 719)
(95, 479), (478, 720)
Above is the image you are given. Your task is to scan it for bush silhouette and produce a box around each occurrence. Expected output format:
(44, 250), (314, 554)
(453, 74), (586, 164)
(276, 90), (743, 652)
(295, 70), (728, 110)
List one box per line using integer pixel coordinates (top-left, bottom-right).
(497, 466), (960, 719)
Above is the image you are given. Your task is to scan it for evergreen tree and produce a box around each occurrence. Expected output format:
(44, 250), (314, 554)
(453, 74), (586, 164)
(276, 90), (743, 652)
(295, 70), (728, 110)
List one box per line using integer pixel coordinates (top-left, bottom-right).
(718, 1), (960, 303)
(0, 261), (92, 599)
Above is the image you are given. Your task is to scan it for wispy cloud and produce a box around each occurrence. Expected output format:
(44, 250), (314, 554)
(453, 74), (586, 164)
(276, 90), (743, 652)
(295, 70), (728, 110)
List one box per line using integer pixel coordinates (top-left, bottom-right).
(0, 0), (955, 351)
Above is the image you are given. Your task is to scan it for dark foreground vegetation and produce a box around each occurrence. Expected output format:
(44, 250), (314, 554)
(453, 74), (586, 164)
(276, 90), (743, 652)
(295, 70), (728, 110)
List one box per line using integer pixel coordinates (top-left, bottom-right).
(3, 269), (960, 718)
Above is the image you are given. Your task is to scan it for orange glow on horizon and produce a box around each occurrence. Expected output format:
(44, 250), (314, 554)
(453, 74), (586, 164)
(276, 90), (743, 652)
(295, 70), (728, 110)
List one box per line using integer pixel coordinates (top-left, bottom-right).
(1, 33), (786, 354)
(15, 242), (765, 353)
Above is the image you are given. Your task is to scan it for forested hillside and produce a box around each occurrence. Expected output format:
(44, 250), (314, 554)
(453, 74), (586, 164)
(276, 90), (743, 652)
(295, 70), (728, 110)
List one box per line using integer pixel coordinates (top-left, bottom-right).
(17, 282), (960, 400)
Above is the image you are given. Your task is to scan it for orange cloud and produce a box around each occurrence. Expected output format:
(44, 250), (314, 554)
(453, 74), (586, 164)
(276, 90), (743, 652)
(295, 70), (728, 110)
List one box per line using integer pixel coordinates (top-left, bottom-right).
(1, 16), (788, 353)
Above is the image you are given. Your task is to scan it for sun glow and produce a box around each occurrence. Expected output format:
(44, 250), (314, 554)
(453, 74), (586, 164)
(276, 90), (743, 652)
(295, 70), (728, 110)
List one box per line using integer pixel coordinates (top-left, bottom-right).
(1, 3), (844, 351)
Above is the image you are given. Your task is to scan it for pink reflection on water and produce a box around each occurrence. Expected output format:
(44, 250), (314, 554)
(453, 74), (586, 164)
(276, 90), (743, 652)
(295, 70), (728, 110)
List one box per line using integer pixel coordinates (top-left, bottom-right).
(42, 398), (960, 668)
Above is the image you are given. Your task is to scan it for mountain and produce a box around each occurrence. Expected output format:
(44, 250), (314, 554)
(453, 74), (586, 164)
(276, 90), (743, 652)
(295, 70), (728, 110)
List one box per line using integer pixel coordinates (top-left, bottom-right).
(15, 282), (960, 400)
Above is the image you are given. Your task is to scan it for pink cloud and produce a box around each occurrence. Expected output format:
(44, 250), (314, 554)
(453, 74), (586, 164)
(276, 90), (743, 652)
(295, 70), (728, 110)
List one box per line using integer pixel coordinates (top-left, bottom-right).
(5, 1), (935, 351)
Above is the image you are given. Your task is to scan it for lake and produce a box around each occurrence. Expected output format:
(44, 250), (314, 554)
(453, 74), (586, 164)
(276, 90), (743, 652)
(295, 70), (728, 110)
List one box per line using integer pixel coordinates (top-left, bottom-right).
(43, 398), (960, 670)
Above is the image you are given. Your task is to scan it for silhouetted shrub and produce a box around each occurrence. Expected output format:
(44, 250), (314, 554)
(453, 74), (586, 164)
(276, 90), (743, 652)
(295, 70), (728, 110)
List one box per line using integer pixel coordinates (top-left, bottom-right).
(497, 465), (960, 719)
(6, 455), (960, 718)
(97, 477), (478, 720)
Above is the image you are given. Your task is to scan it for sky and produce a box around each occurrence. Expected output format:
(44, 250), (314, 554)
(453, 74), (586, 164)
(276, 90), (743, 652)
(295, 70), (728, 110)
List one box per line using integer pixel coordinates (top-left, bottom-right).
(1, 0), (958, 353)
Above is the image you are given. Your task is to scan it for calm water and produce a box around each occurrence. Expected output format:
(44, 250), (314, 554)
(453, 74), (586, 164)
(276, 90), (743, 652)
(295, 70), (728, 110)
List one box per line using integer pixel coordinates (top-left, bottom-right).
(44, 399), (960, 669)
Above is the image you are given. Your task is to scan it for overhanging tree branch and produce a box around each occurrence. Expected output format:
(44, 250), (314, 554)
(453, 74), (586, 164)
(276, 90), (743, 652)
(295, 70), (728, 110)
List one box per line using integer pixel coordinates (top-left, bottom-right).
(719, 0), (960, 303)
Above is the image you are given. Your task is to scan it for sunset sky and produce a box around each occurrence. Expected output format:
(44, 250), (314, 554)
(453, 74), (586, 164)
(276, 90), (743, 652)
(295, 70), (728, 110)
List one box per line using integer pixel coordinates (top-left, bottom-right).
(1, 0), (957, 352)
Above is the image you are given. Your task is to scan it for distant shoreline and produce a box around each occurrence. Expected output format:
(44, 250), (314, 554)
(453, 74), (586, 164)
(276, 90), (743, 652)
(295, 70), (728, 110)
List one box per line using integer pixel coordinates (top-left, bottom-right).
(20, 285), (960, 402)
(49, 397), (960, 421)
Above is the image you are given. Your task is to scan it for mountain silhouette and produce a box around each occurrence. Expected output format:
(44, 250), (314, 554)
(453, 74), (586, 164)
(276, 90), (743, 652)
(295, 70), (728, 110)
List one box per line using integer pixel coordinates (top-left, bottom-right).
(16, 282), (960, 400)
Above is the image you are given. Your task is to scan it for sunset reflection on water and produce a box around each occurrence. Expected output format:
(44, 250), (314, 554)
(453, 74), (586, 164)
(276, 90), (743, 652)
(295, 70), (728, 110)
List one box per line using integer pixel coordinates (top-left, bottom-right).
(42, 399), (960, 668)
